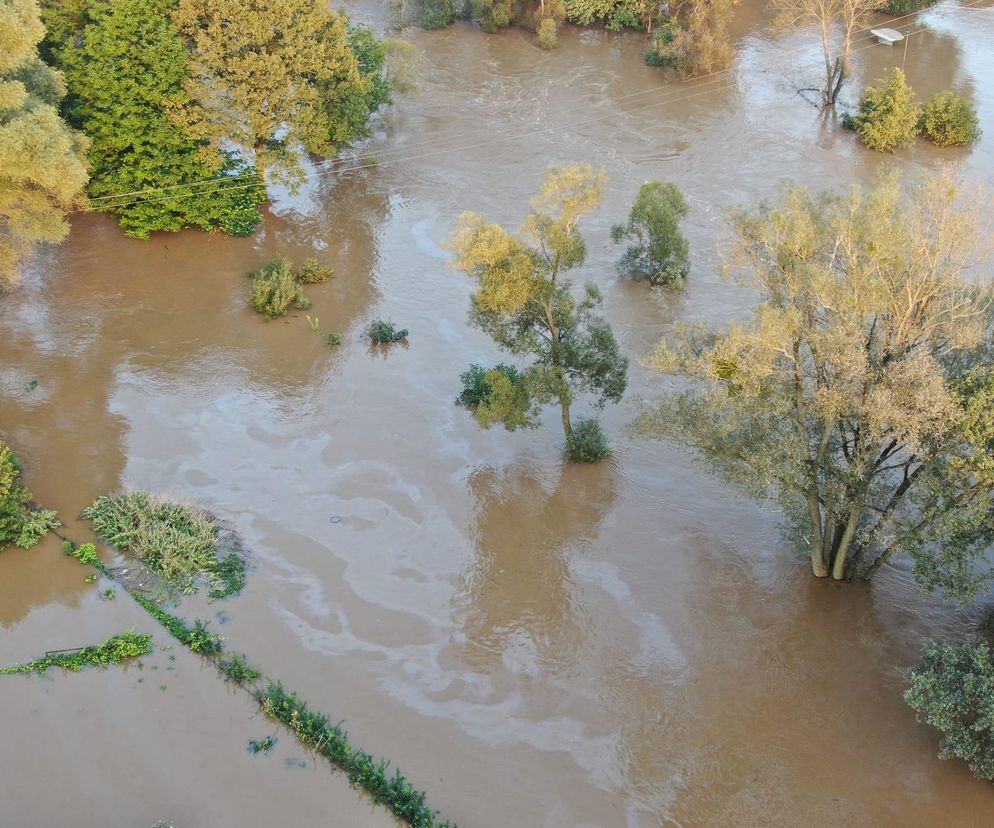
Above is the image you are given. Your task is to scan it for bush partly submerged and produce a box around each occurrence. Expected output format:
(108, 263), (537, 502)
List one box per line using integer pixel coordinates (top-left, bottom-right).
(367, 319), (409, 343)
(0, 440), (60, 552)
(81, 492), (246, 600)
(248, 257), (334, 318)
(564, 417), (611, 463)
(919, 90), (981, 147)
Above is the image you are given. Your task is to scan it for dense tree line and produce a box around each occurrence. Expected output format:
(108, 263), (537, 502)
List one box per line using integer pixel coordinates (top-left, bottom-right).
(1, 0), (391, 287)
(392, 0), (736, 73)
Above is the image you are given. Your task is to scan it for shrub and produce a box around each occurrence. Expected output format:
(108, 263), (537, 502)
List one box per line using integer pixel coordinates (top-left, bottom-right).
(249, 257), (304, 318)
(537, 17), (558, 49)
(645, 21), (680, 68)
(295, 259), (334, 284)
(919, 90), (981, 147)
(612, 181), (690, 287)
(80, 491), (246, 600)
(884, 0), (938, 11)
(564, 418), (611, 462)
(0, 440), (59, 551)
(852, 68), (920, 153)
(417, 0), (455, 29)
(906, 639), (994, 779)
(325, 333), (343, 347)
(367, 319), (409, 343)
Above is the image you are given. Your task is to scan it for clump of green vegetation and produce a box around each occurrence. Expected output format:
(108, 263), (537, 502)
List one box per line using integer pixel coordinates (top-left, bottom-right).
(367, 319), (409, 343)
(645, 21), (679, 68)
(906, 639), (994, 779)
(80, 492), (246, 600)
(219, 651), (262, 684)
(248, 257), (307, 318)
(296, 259), (334, 284)
(564, 417), (611, 463)
(257, 682), (453, 826)
(64, 540), (100, 566)
(919, 90), (981, 147)
(536, 17), (558, 49)
(883, 0), (937, 12)
(248, 257), (334, 318)
(0, 631), (152, 675)
(0, 440), (60, 552)
(612, 181), (690, 287)
(325, 332), (343, 347)
(850, 68), (920, 153)
(248, 735), (277, 754)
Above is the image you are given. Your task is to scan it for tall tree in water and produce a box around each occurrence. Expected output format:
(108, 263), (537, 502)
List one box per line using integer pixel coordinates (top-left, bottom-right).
(636, 169), (994, 591)
(450, 164), (628, 461)
(47, 0), (264, 238)
(774, 0), (883, 106)
(0, 0), (87, 290)
(173, 0), (389, 185)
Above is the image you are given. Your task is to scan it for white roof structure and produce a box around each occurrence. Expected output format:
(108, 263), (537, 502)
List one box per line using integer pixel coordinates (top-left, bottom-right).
(871, 27), (905, 45)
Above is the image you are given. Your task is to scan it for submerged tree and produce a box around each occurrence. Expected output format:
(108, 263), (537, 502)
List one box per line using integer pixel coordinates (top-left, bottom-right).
(49, 0), (264, 238)
(0, 0), (88, 290)
(612, 180), (690, 287)
(774, 0), (883, 107)
(647, 0), (735, 76)
(636, 168), (994, 590)
(173, 0), (389, 185)
(451, 163), (628, 461)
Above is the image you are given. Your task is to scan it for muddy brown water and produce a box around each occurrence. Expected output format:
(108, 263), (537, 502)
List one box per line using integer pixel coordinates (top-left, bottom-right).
(3, 2), (994, 826)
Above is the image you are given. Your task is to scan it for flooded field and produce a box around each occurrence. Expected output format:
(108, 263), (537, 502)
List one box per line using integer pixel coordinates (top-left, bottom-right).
(3, 1), (994, 825)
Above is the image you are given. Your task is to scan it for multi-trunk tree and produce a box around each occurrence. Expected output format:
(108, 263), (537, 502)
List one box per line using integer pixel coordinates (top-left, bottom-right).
(637, 168), (994, 593)
(451, 163), (628, 461)
(1, 0), (88, 290)
(774, 0), (883, 106)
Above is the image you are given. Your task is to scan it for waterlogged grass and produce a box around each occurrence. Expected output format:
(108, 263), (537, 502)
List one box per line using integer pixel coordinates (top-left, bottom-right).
(80, 492), (246, 600)
(219, 651), (262, 684)
(0, 631), (152, 675)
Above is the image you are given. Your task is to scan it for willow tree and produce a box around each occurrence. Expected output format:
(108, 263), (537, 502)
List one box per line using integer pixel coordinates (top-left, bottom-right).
(0, 0), (87, 290)
(636, 169), (994, 593)
(451, 164), (628, 461)
(774, 0), (883, 106)
(173, 0), (388, 184)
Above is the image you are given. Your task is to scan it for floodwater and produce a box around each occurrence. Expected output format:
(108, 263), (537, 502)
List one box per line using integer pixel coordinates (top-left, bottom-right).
(3, 1), (994, 825)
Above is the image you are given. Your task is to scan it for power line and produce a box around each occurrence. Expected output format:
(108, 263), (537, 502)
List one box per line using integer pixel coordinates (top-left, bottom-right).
(78, 0), (993, 212)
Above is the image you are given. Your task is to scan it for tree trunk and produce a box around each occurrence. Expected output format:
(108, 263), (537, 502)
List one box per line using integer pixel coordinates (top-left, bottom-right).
(255, 145), (267, 182)
(807, 492), (828, 577)
(561, 400), (572, 438)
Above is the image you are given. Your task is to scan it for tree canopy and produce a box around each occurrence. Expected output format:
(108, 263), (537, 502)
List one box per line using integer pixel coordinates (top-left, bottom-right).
(173, 0), (389, 184)
(611, 180), (690, 287)
(451, 163), (628, 460)
(636, 168), (994, 591)
(48, 0), (264, 238)
(0, 0), (88, 289)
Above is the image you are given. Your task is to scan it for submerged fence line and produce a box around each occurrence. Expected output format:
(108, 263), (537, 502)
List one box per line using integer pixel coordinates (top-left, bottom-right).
(59, 537), (455, 828)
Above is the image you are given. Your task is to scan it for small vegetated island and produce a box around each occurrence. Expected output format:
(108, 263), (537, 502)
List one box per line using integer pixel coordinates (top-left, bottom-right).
(81, 491), (247, 600)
